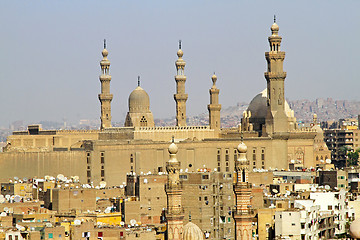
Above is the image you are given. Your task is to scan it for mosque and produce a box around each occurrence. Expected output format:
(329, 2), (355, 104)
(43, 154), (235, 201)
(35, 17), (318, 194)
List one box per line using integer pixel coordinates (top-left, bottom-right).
(0, 21), (330, 186)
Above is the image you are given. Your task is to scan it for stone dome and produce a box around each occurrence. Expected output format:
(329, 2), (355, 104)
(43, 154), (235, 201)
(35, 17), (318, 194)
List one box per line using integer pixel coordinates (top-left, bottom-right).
(237, 142), (247, 153)
(311, 125), (323, 134)
(247, 88), (292, 119)
(350, 218), (360, 239)
(102, 48), (108, 57)
(271, 22), (279, 32)
(128, 86), (150, 113)
(183, 222), (204, 240)
(168, 142), (178, 155)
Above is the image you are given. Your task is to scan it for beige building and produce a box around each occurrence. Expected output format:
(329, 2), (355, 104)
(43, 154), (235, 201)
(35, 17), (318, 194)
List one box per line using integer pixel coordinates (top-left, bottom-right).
(0, 21), (324, 188)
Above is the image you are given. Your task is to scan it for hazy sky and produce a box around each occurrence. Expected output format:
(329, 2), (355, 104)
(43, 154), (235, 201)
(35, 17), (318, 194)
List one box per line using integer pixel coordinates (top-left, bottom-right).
(0, 1), (359, 127)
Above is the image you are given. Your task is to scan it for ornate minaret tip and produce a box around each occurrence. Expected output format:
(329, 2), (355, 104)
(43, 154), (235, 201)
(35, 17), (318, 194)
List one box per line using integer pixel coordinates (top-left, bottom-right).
(211, 72), (217, 88)
(271, 16), (279, 36)
(177, 40), (183, 58)
(102, 39), (108, 57)
(137, 76), (140, 87)
(237, 139), (248, 164)
(168, 141), (179, 163)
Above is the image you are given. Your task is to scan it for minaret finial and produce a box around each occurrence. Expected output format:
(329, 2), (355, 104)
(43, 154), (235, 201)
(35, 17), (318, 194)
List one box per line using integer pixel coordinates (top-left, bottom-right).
(189, 212), (191, 222)
(179, 40), (182, 50)
(172, 135), (175, 143)
(104, 39), (106, 49)
(241, 131), (244, 143)
(274, 15), (276, 23)
(137, 76), (140, 87)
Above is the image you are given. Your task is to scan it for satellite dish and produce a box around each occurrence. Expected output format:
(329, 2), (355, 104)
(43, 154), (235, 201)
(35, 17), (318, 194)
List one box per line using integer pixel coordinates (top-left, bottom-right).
(14, 195), (21, 203)
(130, 219), (136, 226)
(143, 179), (148, 184)
(99, 181), (107, 189)
(74, 219), (81, 225)
(57, 174), (65, 181)
(0, 212), (6, 217)
(23, 178), (28, 182)
(326, 159), (331, 164)
(14, 177), (19, 180)
(325, 185), (331, 190)
(120, 221), (125, 226)
(272, 189), (278, 193)
(3, 207), (9, 212)
(45, 223), (53, 228)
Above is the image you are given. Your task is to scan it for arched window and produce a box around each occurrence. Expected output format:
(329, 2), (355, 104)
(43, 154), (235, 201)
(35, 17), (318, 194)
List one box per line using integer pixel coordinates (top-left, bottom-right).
(140, 116), (147, 127)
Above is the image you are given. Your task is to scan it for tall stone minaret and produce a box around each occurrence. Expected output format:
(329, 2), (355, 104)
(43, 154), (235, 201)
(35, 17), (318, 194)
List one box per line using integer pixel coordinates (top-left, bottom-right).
(166, 139), (184, 240)
(98, 40), (113, 130)
(174, 41), (188, 127)
(233, 138), (253, 240)
(208, 73), (221, 134)
(265, 17), (288, 134)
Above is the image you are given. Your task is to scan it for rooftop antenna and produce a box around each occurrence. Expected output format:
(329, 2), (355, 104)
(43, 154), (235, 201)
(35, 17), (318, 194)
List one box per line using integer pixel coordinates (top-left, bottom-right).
(179, 40), (182, 50)
(104, 39), (106, 49)
(274, 15), (276, 23)
(137, 76), (140, 87)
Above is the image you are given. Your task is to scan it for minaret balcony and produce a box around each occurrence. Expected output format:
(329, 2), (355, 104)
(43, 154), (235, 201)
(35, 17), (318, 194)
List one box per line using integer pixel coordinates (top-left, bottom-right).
(99, 75), (112, 81)
(174, 94), (188, 101)
(208, 105), (221, 111)
(98, 94), (113, 101)
(264, 72), (287, 80)
(175, 75), (186, 81)
(265, 51), (285, 59)
(232, 209), (254, 218)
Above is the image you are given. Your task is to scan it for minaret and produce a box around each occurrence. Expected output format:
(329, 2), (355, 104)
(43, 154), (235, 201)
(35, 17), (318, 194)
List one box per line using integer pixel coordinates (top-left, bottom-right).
(166, 139), (184, 240)
(208, 73), (221, 134)
(174, 41), (188, 127)
(233, 137), (253, 240)
(98, 39), (113, 130)
(265, 17), (288, 134)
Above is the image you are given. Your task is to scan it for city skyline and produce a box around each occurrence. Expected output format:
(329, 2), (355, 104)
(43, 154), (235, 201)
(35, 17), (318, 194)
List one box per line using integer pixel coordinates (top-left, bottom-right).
(0, 1), (359, 127)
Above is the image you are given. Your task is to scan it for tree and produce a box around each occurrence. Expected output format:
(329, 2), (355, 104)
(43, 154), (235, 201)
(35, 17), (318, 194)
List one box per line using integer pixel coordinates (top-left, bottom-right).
(347, 148), (360, 167)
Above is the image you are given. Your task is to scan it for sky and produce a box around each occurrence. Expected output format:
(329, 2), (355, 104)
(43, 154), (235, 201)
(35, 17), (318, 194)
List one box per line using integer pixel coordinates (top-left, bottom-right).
(0, 1), (359, 127)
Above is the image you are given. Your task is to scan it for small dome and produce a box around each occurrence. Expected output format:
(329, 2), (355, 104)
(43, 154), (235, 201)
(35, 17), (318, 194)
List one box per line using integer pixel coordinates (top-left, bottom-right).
(237, 142), (247, 153)
(350, 218), (360, 239)
(271, 23), (279, 32)
(168, 142), (178, 154)
(247, 88), (292, 119)
(211, 74), (217, 81)
(311, 125), (323, 134)
(128, 86), (150, 113)
(177, 49), (183, 57)
(183, 222), (204, 240)
(102, 48), (108, 57)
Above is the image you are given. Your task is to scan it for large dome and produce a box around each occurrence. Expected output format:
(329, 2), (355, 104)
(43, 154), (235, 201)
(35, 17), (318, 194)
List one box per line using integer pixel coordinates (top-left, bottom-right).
(128, 86), (150, 113)
(183, 222), (204, 240)
(247, 88), (292, 119)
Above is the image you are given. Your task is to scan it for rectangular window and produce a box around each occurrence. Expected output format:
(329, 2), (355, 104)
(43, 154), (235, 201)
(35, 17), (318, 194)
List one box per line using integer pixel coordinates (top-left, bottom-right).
(86, 152), (91, 164)
(179, 175), (188, 180)
(202, 174), (209, 179)
(101, 170), (105, 177)
(87, 170), (91, 178)
(48, 233), (53, 239)
(261, 148), (265, 160)
(253, 148), (256, 160)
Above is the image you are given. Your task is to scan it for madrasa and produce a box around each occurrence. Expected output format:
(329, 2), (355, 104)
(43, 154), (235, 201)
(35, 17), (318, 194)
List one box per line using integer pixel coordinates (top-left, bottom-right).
(0, 21), (330, 185)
